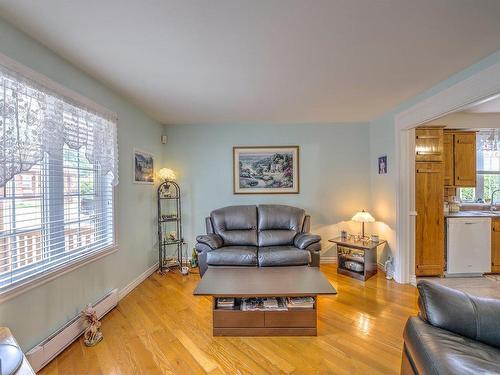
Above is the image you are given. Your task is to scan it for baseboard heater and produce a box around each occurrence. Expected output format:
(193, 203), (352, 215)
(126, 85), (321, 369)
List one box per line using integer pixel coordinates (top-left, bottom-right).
(26, 289), (119, 372)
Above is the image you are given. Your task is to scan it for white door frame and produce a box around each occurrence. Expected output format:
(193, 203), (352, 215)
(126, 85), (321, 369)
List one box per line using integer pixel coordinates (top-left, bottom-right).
(393, 61), (500, 284)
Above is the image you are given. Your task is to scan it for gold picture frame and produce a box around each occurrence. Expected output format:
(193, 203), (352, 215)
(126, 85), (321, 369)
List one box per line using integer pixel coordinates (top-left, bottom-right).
(233, 146), (300, 194)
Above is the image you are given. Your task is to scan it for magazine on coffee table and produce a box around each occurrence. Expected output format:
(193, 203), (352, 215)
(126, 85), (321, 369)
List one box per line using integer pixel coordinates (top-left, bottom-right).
(286, 296), (315, 309)
(241, 297), (288, 311)
(216, 297), (236, 309)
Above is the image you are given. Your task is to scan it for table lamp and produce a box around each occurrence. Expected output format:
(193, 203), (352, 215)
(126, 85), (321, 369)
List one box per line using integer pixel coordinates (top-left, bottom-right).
(351, 210), (375, 239)
(158, 168), (176, 181)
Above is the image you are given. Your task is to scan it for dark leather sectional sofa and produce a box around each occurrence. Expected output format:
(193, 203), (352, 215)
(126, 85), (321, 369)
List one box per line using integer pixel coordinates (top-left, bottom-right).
(402, 280), (500, 374)
(195, 204), (321, 276)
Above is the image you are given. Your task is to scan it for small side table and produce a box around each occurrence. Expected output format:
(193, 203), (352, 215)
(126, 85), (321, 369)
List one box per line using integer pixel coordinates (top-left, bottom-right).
(328, 237), (387, 281)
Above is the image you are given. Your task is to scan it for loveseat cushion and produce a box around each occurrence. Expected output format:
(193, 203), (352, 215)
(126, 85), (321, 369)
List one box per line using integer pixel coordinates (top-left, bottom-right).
(257, 246), (310, 267)
(404, 316), (500, 375)
(258, 205), (305, 246)
(206, 246), (258, 266)
(211, 205), (258, 246)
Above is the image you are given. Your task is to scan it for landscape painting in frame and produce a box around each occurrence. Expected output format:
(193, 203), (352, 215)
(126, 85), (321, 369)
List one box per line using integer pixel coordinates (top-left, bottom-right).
(134, 149), (154, 184)
(233, 146), (299, 194)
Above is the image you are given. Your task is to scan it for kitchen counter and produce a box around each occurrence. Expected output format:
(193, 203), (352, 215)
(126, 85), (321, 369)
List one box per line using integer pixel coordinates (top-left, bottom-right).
(445, 211), (500, 218)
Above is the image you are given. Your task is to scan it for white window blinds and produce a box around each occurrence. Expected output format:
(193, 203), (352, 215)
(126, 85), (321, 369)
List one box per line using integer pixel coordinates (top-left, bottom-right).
(0, 60), (118, 294)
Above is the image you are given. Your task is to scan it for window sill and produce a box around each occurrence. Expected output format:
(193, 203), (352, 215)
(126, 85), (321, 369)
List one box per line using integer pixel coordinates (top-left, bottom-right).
(0, 244), (118, 303)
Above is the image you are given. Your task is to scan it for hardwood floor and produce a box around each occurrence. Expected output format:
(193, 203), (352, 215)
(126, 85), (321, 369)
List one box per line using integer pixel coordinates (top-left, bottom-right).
(39, 265), (418, 375)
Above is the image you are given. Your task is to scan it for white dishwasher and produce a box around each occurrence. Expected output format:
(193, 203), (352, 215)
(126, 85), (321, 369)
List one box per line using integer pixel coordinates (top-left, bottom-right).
(447, 217), (491, 276)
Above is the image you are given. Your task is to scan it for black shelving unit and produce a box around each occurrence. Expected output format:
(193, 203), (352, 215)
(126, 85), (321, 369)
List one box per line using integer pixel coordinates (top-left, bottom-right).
(157, 180), (183, 274)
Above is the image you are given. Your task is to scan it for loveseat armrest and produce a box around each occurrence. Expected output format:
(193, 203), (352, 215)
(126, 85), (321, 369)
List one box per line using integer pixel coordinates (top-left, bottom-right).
(294, 233), (321, 250)
(196, 234), (223, 250)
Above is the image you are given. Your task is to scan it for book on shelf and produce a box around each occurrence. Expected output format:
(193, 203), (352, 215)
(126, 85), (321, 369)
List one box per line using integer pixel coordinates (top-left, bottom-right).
(286, 297), (315, 309)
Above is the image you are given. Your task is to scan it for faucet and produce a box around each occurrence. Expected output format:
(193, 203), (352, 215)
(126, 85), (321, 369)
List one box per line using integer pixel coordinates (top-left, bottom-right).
(491, 189), (500, 211)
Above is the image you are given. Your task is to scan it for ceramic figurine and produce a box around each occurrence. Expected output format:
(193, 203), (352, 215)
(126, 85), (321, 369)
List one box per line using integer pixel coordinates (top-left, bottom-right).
(81, 304), (103, 347)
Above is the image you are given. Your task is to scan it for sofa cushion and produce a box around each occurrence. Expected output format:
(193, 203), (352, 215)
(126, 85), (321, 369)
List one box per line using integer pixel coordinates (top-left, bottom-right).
(211, 205), (258, 246)
(257, 246), (310, 267)
(206, 246), (258, 266)
(258, 205), (305, 246)
(404, 316), (500, 375)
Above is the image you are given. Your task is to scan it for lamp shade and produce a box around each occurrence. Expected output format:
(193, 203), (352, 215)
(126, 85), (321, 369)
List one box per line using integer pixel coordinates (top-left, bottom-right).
(158, 168), (176, 181)
(351, 210), (375, 223)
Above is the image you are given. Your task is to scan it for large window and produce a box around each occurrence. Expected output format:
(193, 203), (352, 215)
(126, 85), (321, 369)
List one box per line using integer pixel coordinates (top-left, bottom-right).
(0, 60), (117, 295)
(459, 130), (500, 203)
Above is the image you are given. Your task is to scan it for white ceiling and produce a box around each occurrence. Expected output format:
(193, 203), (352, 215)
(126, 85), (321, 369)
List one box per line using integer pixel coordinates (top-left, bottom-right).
(1, 1), (500, 125)
(465, 95), (500, 113)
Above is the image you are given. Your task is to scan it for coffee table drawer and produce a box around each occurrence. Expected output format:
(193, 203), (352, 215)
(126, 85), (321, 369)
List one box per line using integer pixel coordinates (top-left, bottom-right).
(213, 310), (265, 328)
(265, 310), (316, 327)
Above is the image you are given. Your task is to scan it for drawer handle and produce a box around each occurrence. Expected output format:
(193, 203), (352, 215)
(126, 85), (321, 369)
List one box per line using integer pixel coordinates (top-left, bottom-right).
(416, 136), (440, 139)
(416, 169), (440, 173)
(416, 151), (440, 155)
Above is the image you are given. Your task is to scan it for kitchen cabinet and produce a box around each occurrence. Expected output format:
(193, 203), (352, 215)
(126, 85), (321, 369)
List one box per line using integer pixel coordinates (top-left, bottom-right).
(443, 132), (454, 186)
(491, 219), (500, 273)
(415, 162), (444, 276)
(442, 131), (476, 188)
(415, 128), (443, 162)
(454, 132), (476, 187)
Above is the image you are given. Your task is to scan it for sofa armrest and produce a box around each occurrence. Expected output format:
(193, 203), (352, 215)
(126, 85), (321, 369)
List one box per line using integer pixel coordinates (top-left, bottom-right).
(417, 280), (500, 349)
(196, 234), (223, 250)
(294, 233), (321, 250)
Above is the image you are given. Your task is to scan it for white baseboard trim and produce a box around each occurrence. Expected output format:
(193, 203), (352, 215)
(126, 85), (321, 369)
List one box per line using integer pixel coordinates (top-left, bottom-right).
(26, 262), (159, 372)
(119, 262), (159, 300)
(27, 289), (119, 372)
(320, 256), (337, 264)
(410, 275), (417, 286)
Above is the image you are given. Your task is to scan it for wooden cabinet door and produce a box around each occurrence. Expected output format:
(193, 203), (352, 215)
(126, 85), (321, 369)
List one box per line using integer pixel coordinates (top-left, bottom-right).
(443, 133), (454, 186)
(492, 219), (500, 273)
(415, 162), (444, 276)
(454, 133), (476, 187)
(415, 128), (443, 162)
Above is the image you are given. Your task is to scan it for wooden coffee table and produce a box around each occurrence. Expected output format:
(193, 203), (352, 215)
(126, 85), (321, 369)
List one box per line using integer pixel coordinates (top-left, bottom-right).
(193, 266), (337, 336)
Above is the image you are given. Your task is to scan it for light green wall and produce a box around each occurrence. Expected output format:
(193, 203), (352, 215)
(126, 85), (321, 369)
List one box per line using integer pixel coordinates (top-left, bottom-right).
(2, 8), (499, 352)
(163, 123), (371, 257)
(369, 49), (500, 267)
(0, 18), (164, 350)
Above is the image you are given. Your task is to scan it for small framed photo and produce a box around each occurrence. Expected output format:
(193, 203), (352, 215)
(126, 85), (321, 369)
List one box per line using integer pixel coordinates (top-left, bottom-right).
(134, 149), (154, 184)
(378, 155), (387, 174)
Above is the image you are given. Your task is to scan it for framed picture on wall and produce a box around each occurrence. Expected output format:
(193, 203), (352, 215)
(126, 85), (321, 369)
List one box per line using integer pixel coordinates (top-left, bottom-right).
(134, 148), (154, 184)
(378, 155), (387, 174)
(233, 146), (299, 194)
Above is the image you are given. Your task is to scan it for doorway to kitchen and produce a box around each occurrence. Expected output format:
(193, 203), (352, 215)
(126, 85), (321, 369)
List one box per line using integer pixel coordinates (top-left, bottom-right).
(393, 60), (500, 284)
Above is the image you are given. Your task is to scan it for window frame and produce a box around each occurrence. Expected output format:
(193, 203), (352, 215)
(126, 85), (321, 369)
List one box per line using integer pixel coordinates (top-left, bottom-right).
(0, 150), (117, 302)
(458, 132), (500, 203)
(0, 53), (118, 302)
